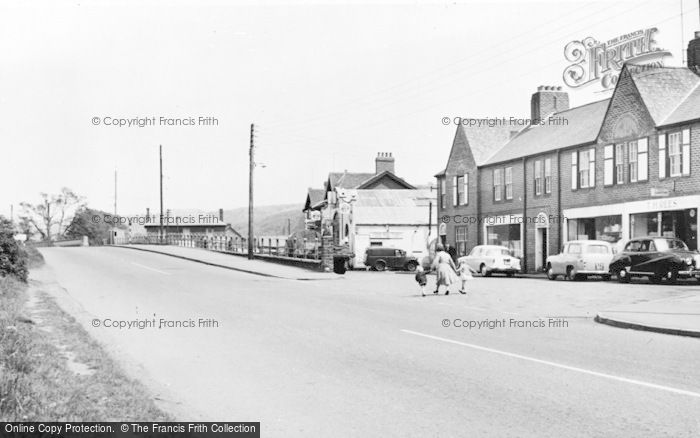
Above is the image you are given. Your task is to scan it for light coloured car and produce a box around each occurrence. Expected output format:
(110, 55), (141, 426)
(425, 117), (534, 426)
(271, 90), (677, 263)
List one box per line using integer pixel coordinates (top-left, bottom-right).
(460, 245), (521, 277)
(546, 240), (614, 281)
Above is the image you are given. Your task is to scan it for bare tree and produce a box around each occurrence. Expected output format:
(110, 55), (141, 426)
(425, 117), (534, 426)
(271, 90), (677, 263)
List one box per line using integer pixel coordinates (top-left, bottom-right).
(19, 188), (85, 241)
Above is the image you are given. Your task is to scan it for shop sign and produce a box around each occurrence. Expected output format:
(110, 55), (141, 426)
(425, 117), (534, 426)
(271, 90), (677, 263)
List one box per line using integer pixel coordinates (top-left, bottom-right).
(650, 187), (671, 197)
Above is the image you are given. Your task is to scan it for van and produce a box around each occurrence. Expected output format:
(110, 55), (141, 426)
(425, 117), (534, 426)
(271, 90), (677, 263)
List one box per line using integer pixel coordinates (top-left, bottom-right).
(364, 247), (418, 272)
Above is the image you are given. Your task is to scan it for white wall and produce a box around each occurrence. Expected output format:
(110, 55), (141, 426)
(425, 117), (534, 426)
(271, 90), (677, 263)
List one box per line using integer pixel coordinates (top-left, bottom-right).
(350, 224), (436, 268)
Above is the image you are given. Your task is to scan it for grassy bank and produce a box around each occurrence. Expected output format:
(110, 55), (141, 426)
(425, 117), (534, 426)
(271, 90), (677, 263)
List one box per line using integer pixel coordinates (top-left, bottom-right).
(0, 251), (172, 421)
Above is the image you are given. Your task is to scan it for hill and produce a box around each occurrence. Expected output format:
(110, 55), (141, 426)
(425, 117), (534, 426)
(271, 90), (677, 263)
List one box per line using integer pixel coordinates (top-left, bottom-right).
(224, 204), (306, 237)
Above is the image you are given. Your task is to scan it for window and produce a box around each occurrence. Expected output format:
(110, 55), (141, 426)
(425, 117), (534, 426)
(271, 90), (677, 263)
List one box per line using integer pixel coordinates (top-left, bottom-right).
(604, 145), (613, 185)
(661, 130), (690, 178)
(615, 144), (625, 184)
(505, 167), (513, 200)
(455, 175), (468, 206)
(573, 148), (595, 189)
(544, 158), (551, 194)
(586, 244), (610, 254)
(567, 243), (582, 254)
(493, 169), (503, 201)
(579, 150), (589, 188)
(456, 226), (468, 256)
(668, 132), (682, 177)
(440, 179), (446, 209)
(628, 141), (638, 182)
(534, 160), (542, 195)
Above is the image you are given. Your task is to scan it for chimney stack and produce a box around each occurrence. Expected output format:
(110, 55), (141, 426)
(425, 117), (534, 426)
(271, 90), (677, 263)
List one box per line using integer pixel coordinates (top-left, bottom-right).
(375, 152), (395, 174)
(531, 85), (569, 123)
(219, 208), (224, 222)
(146, 207), (150, 223)
(688, 31), (700, 74)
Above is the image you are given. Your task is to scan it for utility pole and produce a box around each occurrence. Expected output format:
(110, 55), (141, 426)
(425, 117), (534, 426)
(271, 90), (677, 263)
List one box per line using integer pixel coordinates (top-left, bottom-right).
(248, 124), (255, 259)
(288, 217), (291, 235)
(159, 145), (164, 244)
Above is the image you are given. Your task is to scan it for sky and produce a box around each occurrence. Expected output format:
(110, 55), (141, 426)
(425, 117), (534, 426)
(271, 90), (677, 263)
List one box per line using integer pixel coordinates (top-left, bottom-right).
(1, 0), (698, 219)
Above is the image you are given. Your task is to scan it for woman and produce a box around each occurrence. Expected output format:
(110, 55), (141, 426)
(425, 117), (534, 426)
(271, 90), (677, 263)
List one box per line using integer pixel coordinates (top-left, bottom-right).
(431, 244), (458, 295)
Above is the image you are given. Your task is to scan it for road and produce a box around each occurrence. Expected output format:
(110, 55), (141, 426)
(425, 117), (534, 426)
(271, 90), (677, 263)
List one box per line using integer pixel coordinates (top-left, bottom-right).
(36, 247), (700, 437)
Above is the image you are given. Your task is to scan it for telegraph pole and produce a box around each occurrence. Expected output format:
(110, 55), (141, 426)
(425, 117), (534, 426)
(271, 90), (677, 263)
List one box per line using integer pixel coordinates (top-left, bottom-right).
(248, 124), (255, 259)
(159, 145), (164, 244)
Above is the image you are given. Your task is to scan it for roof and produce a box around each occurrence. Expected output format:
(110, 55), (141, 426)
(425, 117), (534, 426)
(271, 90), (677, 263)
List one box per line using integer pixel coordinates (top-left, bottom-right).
(327, 172), (376, 190)
(356, 171), (416, 190)
(459, 123), (522, 166)
(303, 188), (326, 212)
(660, 79), (700, 126)
(627, 65), (700, 126)
(483, 99), (610, 165)
(346, 189), (436, 225)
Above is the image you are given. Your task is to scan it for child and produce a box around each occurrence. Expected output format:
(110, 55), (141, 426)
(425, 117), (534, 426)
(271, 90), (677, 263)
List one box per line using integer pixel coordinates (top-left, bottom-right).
(414, 265), (428, 297)
(456, 258), (474, 295)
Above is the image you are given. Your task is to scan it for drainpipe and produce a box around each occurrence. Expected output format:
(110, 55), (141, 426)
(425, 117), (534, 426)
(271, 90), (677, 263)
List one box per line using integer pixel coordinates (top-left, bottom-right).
(522, 157), (528, 273)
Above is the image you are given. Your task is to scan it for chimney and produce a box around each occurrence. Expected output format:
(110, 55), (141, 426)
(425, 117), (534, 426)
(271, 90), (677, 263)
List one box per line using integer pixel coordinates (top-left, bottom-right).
(219, 208), (224, 222)
(531, 85), (569, 123)
(375, 152), (395, 174)
(146, 207), (150, 223)
(688, 31), (700, 74)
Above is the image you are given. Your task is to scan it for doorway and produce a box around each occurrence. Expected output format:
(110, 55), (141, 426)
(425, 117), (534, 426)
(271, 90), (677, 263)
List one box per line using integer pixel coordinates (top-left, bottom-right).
(535, 227), (548, 271)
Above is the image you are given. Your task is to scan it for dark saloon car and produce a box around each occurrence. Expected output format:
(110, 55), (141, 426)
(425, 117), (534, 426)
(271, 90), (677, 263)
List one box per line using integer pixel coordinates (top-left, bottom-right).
(364, 247), (419, 272)
(609, 237), (700, 284)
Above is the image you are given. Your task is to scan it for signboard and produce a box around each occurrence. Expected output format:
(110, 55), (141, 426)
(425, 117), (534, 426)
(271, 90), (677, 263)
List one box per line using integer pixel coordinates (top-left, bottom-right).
(309, 211), (321, 221)
(438, 222), (447, 236)
(563, 28), (671, 89)
(339, 203), (352, 215)
(650, 187), (671, 197)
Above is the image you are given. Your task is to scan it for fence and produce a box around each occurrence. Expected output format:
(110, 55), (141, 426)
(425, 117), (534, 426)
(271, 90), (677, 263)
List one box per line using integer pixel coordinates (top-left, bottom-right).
(112, 233), (322, 260)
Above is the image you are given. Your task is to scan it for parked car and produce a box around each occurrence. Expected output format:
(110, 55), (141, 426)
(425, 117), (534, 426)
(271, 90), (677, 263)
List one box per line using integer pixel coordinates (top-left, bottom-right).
(545, 240), (614, 281)
(460, 245), (521, 277)
(609, 237), (700, 284)
(364, 247), (419, 272)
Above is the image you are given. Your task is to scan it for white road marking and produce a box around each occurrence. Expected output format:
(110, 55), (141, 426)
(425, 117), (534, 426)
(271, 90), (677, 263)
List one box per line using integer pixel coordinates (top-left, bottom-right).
(131, 262), (172, 275)
(401, 329), (700, 399)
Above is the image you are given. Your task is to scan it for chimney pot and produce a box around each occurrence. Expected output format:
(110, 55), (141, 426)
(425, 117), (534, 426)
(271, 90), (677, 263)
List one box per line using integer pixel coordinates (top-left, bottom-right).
(695, 31), (700, 38)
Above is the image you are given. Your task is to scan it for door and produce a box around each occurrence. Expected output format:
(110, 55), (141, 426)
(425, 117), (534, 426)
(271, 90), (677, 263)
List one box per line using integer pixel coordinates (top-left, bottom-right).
(535, 228), (548, 271)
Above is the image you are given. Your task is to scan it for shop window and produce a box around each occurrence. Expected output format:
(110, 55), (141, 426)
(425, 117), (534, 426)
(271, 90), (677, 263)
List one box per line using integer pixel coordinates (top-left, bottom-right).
(505, 167), (513, 200)
(567, 215), (621, 244)
(455, 226), (468, 256)
(486, 224), (522, 258)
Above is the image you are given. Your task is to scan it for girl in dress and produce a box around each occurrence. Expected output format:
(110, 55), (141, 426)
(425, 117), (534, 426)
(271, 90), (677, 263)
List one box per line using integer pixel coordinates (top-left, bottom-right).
(456, 258), (474, 295)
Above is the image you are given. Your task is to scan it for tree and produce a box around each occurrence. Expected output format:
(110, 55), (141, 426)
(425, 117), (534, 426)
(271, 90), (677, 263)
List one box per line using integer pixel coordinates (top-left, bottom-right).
(19, 188), (85, 241)
(0, 216), (28, 281)
(65, 208), (124, 245)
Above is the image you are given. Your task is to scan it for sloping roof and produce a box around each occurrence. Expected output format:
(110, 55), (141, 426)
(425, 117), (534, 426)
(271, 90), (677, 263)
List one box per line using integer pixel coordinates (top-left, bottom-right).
(356, 171), (416, 189)
(303, 188), (326, 211)
(659, 79), (700, 127)
(628, 65), (700, 125)
(327, 172), (376, 190)
(348, 189), (436, 225)
(484, 99), (610, 165)
(460, 123), (522, 165)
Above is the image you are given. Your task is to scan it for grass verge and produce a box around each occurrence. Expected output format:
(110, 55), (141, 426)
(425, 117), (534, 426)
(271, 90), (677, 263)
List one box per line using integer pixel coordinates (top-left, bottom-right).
(0, 275), (172, 421)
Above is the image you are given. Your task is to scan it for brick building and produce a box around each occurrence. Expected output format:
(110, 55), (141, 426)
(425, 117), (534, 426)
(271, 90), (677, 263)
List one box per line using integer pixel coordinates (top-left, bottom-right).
(436, 32), (700, 273)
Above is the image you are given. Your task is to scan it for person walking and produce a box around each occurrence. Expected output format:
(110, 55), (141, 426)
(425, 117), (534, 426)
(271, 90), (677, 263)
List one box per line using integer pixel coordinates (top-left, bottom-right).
(431, 244), (458, 295)
(414, 265), (428, 297)
(456, 257), (474, 295)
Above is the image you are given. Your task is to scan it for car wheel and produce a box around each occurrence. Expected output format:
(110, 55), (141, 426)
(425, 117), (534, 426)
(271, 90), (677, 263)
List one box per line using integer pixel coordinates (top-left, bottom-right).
(405, 261), (418, 272)
(565, 266), (578, 281)
(602, 274), (612, 281)
(546, 264), (557, 281)
(506, 272), (515, 278)
(374, 260), (386, 272)
(479, 264), (491, 277)
(617, 268), (630, 283)
(665, 268), (678, 284)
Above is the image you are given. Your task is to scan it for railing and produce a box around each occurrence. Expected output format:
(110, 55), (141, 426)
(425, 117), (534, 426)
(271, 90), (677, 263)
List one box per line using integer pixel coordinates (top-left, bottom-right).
(112, 234), (322, 260)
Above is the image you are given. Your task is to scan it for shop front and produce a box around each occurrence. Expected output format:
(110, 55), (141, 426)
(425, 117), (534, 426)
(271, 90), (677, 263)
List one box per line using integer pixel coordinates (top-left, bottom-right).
(483, 214), (523, 258)
(563, 195), (700, 251)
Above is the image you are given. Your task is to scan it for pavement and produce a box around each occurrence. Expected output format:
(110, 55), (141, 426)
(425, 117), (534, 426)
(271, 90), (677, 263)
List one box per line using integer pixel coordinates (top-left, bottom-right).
(596, 292), (700, 338)
(113, 244), (339, 281)
(31, 246), (700, 437)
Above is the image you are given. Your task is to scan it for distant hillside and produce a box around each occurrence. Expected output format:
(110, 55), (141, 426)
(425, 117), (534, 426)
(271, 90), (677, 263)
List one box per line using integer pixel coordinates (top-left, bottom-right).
(224, 204), (306, 236)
